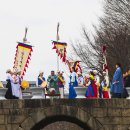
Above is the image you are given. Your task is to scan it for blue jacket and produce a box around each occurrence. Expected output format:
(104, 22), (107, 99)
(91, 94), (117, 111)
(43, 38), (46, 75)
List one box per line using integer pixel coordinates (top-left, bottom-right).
(111, 67), (123, 93)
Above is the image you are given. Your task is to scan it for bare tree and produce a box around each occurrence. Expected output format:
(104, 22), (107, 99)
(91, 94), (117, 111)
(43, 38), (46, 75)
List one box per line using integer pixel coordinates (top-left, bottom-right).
(72, 0), (130, 80)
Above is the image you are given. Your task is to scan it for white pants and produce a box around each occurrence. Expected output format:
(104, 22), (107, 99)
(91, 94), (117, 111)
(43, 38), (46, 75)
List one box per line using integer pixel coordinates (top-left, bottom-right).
(59, 87), (64, 98)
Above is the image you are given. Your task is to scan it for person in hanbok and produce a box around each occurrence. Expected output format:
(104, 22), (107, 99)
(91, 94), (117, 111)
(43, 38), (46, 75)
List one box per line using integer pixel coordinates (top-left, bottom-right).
(5, 69), (13, 99)
(84, 74), (90, 87)
(85, 75), (95, 98)
(89, 71), (98, 98)
(94, 70), (101, 98)
(37, 71), (46, 98)
(69, 67), (77, 98)
(110, 63), (123, 98)
(77, 72), (84, 87)
(11, 71), (22, 99)
(101, 80), (109, 98)
(57, 71), (65, 98)
(47, 70), (59, 94)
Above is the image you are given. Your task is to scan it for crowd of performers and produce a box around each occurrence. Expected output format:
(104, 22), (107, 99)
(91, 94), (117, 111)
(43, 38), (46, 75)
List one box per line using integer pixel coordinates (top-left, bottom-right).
(37, 68), (110, 99)
(69, 67), (109, 99)
(4, 63), (130, 99)
(69, 63), (130, 99)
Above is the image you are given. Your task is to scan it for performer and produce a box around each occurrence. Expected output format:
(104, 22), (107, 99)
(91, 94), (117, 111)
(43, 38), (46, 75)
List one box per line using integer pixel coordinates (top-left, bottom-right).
(101, 80), (109, 98)
(85, 70), (98, 98)
(93, 70), (100, 87)
(85, 75), (95, 98)
(38, 71), (46, 98)
(69, 67), (77, 98)
(5, 69), (13, 99)
(77, 72), (84, 87)
(17, 71), (23, 99)
(11, 71), (22, 99)
(110, 63), (124, 98)
(17, 71), (22, 88)
(47, 70), (59, 94)
(84, 74), (90, 87)
(57, 71), (65, 98)
(90, 71), (98, 98)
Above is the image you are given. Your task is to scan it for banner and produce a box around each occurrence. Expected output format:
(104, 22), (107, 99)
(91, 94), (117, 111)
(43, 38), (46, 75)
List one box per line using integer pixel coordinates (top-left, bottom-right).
(52, 41), (67, 62)
(13, 42), (33, 79)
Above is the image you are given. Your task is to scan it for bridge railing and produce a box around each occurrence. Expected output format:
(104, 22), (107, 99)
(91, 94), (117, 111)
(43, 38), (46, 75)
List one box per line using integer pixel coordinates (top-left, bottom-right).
(0, 86), (87, 99)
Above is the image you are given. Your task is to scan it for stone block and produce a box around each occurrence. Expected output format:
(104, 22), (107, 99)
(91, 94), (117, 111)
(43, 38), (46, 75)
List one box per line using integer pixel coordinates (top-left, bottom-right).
(10, 100), (24, 109)
(0, 109), (9, 115)
(0, 115), (5, 124)
(30, 108), (46, 123)
(107, 99), (124, 108)
(103, 125), (130, 130)
(6, 124), (19, 130)
(96, 117), (121, 125)
(123, 99), (130, 108)
(21, 117), (35, 130)
(87, 117), (103, 130)
(76, 108), (91, 123)
(91, 108), (107, 117)
(1, 100), (24, 109)
(107, 108), (122, 116)
(24, 99), (45, 108)
(122, 108), (130, 116)
(0, 125), (6, 130)
(8, 115), (26, 124)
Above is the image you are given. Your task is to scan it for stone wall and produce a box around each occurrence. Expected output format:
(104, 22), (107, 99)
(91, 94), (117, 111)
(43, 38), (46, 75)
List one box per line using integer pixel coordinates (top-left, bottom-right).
(0, 99), (130, 130)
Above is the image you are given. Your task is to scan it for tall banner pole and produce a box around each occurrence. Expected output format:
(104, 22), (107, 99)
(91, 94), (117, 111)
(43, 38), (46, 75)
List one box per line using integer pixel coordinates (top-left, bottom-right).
(57, 22), (60, 72)
(103, 45), (109, 87)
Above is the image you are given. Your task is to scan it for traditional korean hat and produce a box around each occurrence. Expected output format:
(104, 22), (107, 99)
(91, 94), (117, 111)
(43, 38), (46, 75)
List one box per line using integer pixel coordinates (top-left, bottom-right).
(39, 71), (43, 75)
(6, 69), (11, 73)
(93, 70), (98, 74)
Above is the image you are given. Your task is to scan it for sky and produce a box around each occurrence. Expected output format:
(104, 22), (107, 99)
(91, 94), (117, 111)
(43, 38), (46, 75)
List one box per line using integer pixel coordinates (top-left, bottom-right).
(0, 0), (103, 81)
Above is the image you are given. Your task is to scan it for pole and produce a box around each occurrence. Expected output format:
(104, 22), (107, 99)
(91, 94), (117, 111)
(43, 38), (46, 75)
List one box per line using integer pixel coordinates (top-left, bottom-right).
(57, 22), (60, 72)
(23, 27), (28, 43)
(103, 51), (109, 87)
(57, 53), (59, 72)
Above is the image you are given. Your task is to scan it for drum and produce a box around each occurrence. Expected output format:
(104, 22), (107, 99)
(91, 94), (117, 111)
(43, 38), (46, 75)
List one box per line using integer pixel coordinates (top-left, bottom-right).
(21, 80), (29, 89)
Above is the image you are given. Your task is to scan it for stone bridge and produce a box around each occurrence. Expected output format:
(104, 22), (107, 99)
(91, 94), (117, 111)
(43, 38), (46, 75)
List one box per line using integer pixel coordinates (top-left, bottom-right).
(0, 99), (130, 130)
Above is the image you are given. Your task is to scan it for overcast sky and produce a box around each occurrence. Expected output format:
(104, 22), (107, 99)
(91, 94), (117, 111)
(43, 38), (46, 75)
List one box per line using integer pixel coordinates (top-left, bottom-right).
(0, 0), (103, 81)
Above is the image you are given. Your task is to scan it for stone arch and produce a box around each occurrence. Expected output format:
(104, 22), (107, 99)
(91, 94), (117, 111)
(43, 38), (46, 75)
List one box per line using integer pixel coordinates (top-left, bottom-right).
(20, 106), (104, 130)
(31, 115), (90, 130)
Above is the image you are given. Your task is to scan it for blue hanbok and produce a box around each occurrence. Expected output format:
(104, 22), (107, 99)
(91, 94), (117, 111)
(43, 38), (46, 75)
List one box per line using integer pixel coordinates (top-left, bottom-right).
(69, 72), (77, 99)
(85, 80), (95, 98)
(111, 67), (123, 95)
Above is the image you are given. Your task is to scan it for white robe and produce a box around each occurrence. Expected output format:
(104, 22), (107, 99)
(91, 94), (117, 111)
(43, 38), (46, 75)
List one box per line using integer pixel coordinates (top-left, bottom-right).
(11, 75), (22, 99)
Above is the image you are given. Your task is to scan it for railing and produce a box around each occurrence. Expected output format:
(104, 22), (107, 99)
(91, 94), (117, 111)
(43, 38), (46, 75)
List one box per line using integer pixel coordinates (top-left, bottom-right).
(0, 86), (87, 99)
